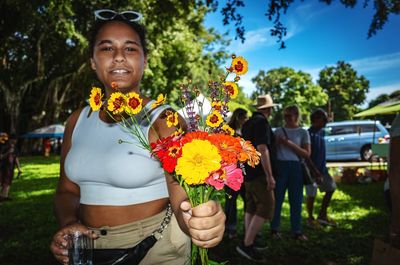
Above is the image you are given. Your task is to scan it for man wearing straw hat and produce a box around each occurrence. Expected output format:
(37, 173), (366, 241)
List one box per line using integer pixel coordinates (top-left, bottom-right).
(236, 94), (277, 263)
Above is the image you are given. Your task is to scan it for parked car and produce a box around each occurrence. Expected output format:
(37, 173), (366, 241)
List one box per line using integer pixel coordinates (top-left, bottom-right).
(324, 120), (390, 161)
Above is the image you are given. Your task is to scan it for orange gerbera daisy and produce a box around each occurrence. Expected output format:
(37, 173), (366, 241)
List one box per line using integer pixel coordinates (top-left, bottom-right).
(181, 131), (209, 144)
(208, 133), (242, 164)
(231, 56), (248, 75)
(223, 82), (238, 99)
(238, 138), (261, 167)
(125, 92), (143, 115)
(107, 92), (126, 114)
(206, 110), (223, 128)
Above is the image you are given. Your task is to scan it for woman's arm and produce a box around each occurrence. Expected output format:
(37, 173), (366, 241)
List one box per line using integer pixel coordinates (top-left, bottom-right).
(53, 109), (82, 227)
(50, 109), (97, 265)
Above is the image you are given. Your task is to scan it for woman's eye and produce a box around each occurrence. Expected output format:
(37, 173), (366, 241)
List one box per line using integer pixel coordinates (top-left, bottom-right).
(100, 46), (113, 51)
(125, 47), (136, 52)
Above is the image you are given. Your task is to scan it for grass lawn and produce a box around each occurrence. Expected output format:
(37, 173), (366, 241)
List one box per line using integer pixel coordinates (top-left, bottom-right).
(0, 156), (390, 265)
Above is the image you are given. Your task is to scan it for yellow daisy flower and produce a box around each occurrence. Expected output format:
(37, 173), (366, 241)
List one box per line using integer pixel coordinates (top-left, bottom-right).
(152, 94), (166, 109)
(125, 92), (143, 115)
(107, 92), (126, 114)
(166, 111), (179, 128)
(231, 56), (248, 75)
(206, 111), (223, 128)
(212, 101), (224, 111)
(174, 127), (184, 136)
(223, 82), (239, 99)
(221, 124), (234, 136)
(176, 139), (222, 185)
(89, 87), (103, 111)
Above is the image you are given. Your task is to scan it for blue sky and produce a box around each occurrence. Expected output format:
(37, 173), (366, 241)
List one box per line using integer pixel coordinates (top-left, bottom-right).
(204, 1), (400, 107)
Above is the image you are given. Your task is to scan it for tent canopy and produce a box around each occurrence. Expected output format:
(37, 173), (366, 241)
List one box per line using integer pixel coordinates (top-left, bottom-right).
(22, 124), (65, 138)
(354, 99), (400, 117)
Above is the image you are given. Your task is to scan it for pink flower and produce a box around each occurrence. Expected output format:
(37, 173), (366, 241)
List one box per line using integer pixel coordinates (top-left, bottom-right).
(224, 164), (243, 191)
(205, 169), (225, 190)
(205, 164), (243, 191)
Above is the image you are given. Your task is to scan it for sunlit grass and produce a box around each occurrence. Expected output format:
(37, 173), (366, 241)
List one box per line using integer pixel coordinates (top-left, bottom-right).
(0, 156), (391, 265)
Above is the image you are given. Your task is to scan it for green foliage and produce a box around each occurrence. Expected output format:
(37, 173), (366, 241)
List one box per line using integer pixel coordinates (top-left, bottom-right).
(0, 156), (390, 265)
(318, 61), (369, 121)
(0, 0), (229, 134)
(252, 67), (328, 126)
(208, 0), (400, 47)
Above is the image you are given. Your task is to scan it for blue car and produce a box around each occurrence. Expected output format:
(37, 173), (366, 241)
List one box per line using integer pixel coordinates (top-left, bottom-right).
(324, 120), (390, 161)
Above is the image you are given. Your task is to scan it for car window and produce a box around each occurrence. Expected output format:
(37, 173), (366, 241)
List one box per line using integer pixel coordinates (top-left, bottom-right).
(330, 125), (357, 135)
(360, 124), (379, 133)
(324, 127), (332, 136)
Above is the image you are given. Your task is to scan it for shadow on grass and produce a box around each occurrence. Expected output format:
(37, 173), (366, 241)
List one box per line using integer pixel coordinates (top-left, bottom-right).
(0, 193), (58, 265)
(210, 182), (390, 265)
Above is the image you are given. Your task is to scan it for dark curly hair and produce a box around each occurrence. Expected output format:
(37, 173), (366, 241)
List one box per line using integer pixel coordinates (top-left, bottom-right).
(88, 17), (148, 57)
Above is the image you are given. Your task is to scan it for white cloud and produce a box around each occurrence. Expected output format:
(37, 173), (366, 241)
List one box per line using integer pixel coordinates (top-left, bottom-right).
(349, 52), (400, 74)
(294, 51), (400, 83)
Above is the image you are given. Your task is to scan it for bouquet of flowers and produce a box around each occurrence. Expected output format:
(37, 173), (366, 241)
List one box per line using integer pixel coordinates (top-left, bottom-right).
(88, 55), (260, 265)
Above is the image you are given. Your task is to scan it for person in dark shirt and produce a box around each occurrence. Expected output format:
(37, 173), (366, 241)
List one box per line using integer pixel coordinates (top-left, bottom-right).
(236, 95), (276, 263)
(305, 109), (337, 228)
(225, 108), (248, 239)
(0, 134), (22, 201)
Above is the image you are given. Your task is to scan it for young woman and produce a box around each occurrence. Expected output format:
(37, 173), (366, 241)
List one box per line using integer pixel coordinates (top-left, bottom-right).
(50, 10), (225, 265)
(270, 105), (310, 241)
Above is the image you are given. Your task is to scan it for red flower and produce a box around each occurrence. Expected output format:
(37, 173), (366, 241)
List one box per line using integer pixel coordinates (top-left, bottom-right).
(151, 135), (182, 173)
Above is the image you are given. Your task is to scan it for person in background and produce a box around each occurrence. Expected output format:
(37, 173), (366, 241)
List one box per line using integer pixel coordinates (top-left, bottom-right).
(0, 134), (22, 201)
(389, 113), (400, 247)
(224, 108), (248, 239)
(50, 10), (225, 265)
(305, 109), (337, 229)
(43, 138), (51, 157)
(271, 105), (310, 241)
(236, 95), (277, 263)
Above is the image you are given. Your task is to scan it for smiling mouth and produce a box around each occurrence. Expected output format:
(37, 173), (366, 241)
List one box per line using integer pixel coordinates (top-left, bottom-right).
(110, 69), (131, 75)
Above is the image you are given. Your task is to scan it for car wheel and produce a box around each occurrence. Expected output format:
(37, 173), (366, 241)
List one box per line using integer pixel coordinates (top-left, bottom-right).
(360, 145), (372, 161)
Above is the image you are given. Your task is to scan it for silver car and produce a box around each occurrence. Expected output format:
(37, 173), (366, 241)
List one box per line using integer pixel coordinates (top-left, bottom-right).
(325, 120), (390, 161)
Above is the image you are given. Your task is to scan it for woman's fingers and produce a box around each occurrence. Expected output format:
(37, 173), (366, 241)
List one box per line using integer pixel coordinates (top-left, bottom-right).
(187, 200), (226, 248)
(189, 222), (225, 248)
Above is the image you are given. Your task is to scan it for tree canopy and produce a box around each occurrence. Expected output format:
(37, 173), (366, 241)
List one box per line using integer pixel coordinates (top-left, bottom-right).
(318, 61), (370, 121)
(252, 67), (328, 126)
(0, 0), (229, 134)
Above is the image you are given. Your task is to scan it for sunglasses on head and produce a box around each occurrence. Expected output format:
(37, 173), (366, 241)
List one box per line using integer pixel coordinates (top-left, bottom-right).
(94, 9), (142, 22)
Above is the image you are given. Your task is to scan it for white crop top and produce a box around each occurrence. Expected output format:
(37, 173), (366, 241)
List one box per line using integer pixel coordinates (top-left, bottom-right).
(64, 101), (169, 206)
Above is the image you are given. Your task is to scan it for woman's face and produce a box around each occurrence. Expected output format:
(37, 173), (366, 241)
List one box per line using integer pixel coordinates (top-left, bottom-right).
(90, 21), (147, 94)
(238, 114), (248, 127)
(284, 110), (299, 127)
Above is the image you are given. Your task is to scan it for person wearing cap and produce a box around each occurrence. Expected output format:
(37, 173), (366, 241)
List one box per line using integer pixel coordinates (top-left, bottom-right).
(236, 94), (277, 263)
